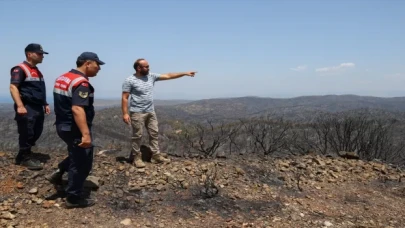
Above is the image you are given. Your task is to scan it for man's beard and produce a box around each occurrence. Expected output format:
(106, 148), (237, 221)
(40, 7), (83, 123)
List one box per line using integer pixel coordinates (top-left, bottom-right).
(140, 70), (149, 76)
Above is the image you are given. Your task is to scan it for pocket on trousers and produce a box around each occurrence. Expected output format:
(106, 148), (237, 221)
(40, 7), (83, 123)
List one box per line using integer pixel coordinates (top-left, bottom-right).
(60, 125), (71, 131)
(130, 113), (140, 122)
(26, 117), (35, 129)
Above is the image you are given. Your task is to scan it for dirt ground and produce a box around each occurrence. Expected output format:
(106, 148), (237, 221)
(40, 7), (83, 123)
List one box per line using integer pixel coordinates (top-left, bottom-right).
(1, 149), (405, 228)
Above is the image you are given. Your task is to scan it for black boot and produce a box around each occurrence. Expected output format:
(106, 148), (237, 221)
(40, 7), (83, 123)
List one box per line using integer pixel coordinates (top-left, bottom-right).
(16, 158), (43, 170)
(65, 198), (95, 209)
(15, 150), (43, 170)
(45, 169), (64, 185)
(15, 149), (27, 165)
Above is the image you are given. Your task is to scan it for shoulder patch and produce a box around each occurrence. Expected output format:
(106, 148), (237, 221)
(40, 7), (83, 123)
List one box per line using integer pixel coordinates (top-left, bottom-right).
(78, 91), (89, 98)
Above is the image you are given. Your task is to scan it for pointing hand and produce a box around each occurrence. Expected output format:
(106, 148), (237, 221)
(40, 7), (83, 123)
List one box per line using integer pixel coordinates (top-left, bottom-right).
(186, 71), (197, 77)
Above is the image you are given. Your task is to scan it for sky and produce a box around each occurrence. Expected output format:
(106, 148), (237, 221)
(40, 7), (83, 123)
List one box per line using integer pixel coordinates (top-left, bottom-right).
(0, 0), (404, 102)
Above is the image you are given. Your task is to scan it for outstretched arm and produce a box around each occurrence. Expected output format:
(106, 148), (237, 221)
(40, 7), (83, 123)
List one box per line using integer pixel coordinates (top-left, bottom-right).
(158, 71), (197, 81)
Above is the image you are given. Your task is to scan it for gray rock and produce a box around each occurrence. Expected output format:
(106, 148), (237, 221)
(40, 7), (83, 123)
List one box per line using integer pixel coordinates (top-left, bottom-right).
(28, 188), (38, 194)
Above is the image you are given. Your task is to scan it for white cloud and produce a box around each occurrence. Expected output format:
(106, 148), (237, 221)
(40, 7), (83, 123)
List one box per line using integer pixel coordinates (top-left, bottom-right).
(384, 73), (405, 81)
(290, 65), (307, 72)
(315, 62), (355, 73)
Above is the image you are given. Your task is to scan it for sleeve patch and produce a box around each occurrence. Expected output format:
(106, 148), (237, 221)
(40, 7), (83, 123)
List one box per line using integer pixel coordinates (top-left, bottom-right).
(78, 91), (89, 98)
(10, 67), (25, 84)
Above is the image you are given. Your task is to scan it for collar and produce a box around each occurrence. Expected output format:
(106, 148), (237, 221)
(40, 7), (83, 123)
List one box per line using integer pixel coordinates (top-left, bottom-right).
(133, 73), (148, 78)
(70, 69), (88, 80)
(23, 61), (37, 69)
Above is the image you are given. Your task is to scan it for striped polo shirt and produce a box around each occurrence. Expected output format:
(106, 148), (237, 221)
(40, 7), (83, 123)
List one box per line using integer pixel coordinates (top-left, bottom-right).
(122, 73), (160, 113)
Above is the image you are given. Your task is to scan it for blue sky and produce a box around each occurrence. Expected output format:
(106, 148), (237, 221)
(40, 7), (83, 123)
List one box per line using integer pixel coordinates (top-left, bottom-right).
(0, 0), (404, 101)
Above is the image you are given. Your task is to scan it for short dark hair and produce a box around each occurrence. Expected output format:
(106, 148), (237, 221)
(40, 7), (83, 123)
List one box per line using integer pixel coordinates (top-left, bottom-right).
(133, 58), (145, 71)
(76, 59), (86, 67)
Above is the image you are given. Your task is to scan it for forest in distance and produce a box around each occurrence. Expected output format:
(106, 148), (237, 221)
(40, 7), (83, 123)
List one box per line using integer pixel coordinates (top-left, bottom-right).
(1, 94), (405, 166)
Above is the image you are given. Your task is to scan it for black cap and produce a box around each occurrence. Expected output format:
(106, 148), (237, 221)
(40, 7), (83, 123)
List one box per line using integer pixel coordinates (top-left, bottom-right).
(77, 52), (105, 65)
(24, 43), (48, 54)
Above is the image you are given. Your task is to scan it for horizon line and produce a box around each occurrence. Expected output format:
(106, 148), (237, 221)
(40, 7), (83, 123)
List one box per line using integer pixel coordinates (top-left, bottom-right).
(0, 94), (404, 104)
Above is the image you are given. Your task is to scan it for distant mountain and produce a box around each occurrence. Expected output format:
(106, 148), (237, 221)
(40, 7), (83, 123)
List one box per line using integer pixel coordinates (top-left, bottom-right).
(1, 94), (405, 152)
(155, 95), (405, 122)
(2, 95), (405, 119)
(0, 99), (194, 111)
(93, 99), (193, 108)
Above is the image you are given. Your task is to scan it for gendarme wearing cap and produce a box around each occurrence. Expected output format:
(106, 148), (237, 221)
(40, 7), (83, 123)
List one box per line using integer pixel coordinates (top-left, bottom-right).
(25, 43), (49, 54)
(77, 52), (105, 65)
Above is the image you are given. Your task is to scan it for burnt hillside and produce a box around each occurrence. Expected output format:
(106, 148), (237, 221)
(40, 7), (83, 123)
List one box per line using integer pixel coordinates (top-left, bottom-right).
(0, 95), (404, 166)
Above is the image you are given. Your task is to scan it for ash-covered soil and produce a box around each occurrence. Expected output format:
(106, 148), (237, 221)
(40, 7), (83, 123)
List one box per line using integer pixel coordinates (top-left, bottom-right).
(1, 149), (405, 228)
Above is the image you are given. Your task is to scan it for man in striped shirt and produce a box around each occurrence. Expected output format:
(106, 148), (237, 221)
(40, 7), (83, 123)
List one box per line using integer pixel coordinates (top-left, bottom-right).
(121, 58), (196, 168)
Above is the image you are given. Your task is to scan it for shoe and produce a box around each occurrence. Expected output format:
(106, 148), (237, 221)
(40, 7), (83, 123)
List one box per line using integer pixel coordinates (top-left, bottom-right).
(15, 158), (43, 170)
(133, 153), (146, 168)
(65, 198), (95, 209)
(14, 149), (31, 164)
(45, 189), (67, 200)
(151, 153), (171, 164)
(45, 169), (64, 185)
